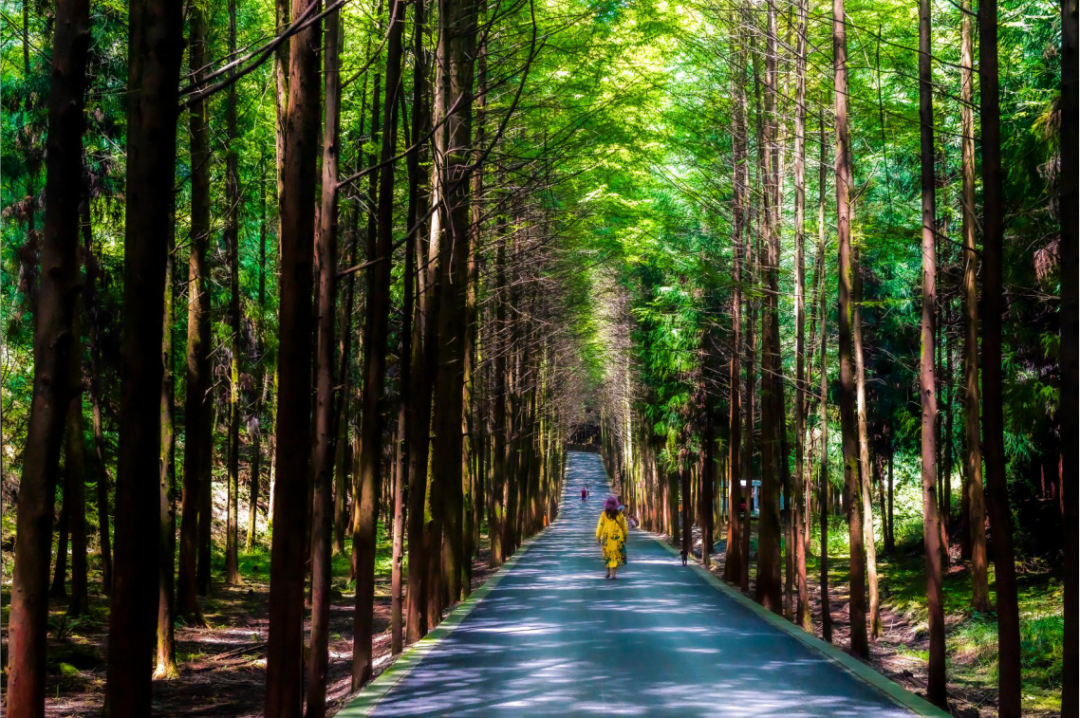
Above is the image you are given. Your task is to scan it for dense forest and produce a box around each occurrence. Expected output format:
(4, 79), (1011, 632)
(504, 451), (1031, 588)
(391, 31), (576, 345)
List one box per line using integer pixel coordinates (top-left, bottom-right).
(0, 0), (1075, 711)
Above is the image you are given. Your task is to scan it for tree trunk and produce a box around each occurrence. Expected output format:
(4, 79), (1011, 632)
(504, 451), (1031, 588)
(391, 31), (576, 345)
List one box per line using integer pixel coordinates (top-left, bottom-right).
(103, 0), (184, 706)
(405, 0), (433, 643)
(887, 448), (895, 552)
(83, 194), (113, 593)
(918, 3), (948, 703)
(8, 0), (90, 706)
(264, 0), (319, 705)
(155, 199), (178, 678)
(1061, 0), (1078, 710)
(51, 470), (70, 599)
(248, 170), (270, 551)
(979, 0), (1023, 709)
(491, 219), (508, 568)
(724, 24), (746, 585)
(681, 460), (692, 555)
(793, 0), (810, 630)
(462, 33), (487, 595)
(353, 0), (405, 686)
(62, 281), (89, 619)
(178, 0), (211, 624)
(224, 0), (242, 588)
(853, 256), (880, 638)
(432, 0), (478, 607)
(196, 398), (214, 596)
(755, 0), (783, 614)
(392, 0), (423, 653)
(832, 0), (868, 658)
(816, 95), (833, 646)
(306, 5), (342, 713)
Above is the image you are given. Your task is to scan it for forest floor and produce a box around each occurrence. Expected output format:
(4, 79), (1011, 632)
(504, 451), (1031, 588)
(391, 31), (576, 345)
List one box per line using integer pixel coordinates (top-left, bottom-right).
(694, 521), (1064, 717)
(0, 528), (496, 717)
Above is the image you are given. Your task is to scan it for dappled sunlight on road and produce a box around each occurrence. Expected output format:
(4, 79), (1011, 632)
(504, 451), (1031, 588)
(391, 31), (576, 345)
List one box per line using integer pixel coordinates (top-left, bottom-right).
(369, 452), (915, 717)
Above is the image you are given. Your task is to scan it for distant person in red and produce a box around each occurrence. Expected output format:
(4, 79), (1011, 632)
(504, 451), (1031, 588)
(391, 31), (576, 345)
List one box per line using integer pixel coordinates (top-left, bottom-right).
(581, 487), (588, 501)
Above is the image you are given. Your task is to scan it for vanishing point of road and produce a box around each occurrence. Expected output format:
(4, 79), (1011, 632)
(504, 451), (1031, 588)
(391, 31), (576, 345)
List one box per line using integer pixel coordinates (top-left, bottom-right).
(344, 451), (944, 717)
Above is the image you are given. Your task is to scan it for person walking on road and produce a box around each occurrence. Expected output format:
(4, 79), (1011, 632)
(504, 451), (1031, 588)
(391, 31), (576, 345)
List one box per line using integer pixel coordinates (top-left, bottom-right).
(596, 496), (628, 580)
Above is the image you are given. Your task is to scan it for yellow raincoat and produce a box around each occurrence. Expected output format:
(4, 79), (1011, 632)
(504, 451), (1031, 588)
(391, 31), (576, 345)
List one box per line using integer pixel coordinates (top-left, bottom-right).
(595, 511), (629, 568)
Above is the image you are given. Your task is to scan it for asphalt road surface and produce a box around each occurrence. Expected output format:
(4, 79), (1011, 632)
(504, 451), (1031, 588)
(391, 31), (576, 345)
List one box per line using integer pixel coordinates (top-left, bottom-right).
(366, 451), (918, 716)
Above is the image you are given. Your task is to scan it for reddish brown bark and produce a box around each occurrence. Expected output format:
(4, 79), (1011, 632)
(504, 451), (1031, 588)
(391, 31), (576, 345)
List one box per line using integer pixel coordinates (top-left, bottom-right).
(853, 258), (880, 638)
(177, 0), (211, 625)
(978, 0), (1023, 710)
(793, 0), (810, 630)
(264, 0), (320, 705)
(1060, 0), (1077, 712)
(155, 215), (178, 679)
(405, 0), (434, 644)
(833, 0), (868, 658)
(958, 0), (990, 612)
(353, 0), (405, 686)
(223, 0), (242, 588)
(6, 0), (90, 706)
(307, 4), (342, 713)
(103, 0), (184, 706)
(919, 2), (948, 703)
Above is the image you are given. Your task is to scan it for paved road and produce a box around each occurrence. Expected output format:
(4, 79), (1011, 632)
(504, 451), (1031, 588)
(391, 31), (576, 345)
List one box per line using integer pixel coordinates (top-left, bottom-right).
(367, 451), (916, 716)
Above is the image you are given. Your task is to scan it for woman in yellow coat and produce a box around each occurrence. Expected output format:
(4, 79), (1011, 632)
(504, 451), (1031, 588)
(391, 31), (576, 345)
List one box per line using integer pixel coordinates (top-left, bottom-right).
(596, 496), (629, 579)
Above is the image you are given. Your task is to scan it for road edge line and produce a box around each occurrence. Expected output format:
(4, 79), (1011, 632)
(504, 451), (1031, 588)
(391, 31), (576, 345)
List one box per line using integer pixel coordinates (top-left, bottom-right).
(642, 531), (950, 718)
(335, 530), (547, 716)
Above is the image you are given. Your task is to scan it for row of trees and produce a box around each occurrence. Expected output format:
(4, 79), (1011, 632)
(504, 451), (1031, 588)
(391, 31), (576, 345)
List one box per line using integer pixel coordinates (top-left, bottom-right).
(3, 0), (613, 712)
(1, 0), (1074, 712)
(593, 0), (1075, 713)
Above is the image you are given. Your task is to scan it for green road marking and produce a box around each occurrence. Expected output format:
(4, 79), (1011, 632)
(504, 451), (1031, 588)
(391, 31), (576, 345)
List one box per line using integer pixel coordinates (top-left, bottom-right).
(643, 531), (950, 718)
(337, 532), (546, 717)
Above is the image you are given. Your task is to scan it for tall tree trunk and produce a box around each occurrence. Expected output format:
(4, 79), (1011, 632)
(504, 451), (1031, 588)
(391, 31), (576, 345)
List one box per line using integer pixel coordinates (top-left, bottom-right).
(755, 0), (782, 614)
(853, 257), (880, 638)
(918, 3), (948, 703)
(66, 303), (88, 618)
(833, 0), (868, 658)
(248, 169), (270, 551)
(817, 128), (832, 642)
(196, 396), (214, 596)
(462, 34), (487, 594)
(681, 459), (692, 555)
(353, 0), (405, 686)
(432, 0), (478, 606)
(793, 0), (810, 630)
(699, 363), (716, 563)
(104, 0), (184, 706)
(306, 6), (342, 714)
(8, 0), (90, 706)
(725, 24), (746, 585)
(490, 225), (508, 568)
(83, 196), (113, 594)
(405, 0), (433, 643)
(51, 468), (71, 599)
(391, 0), (423, 654)
(978, 0), (1022, 710)
(178, 1), (211, 624)
(155, 199), (178, 678)
(1060, 0), (1078, 711)
(224, 0), (243, 587)
(959, 0), (989, 608)
(264, 0), (320, 706)
(888, 448), (895, 551)
(741, 34), (763, 594)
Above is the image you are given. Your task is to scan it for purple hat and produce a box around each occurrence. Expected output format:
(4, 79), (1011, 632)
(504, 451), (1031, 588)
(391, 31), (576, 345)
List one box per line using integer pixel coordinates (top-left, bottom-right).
(604, 496), (619, 512)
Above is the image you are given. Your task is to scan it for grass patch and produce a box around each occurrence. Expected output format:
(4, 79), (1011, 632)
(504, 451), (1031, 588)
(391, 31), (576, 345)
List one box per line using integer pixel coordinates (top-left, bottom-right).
(804, 512), (1064, 714)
